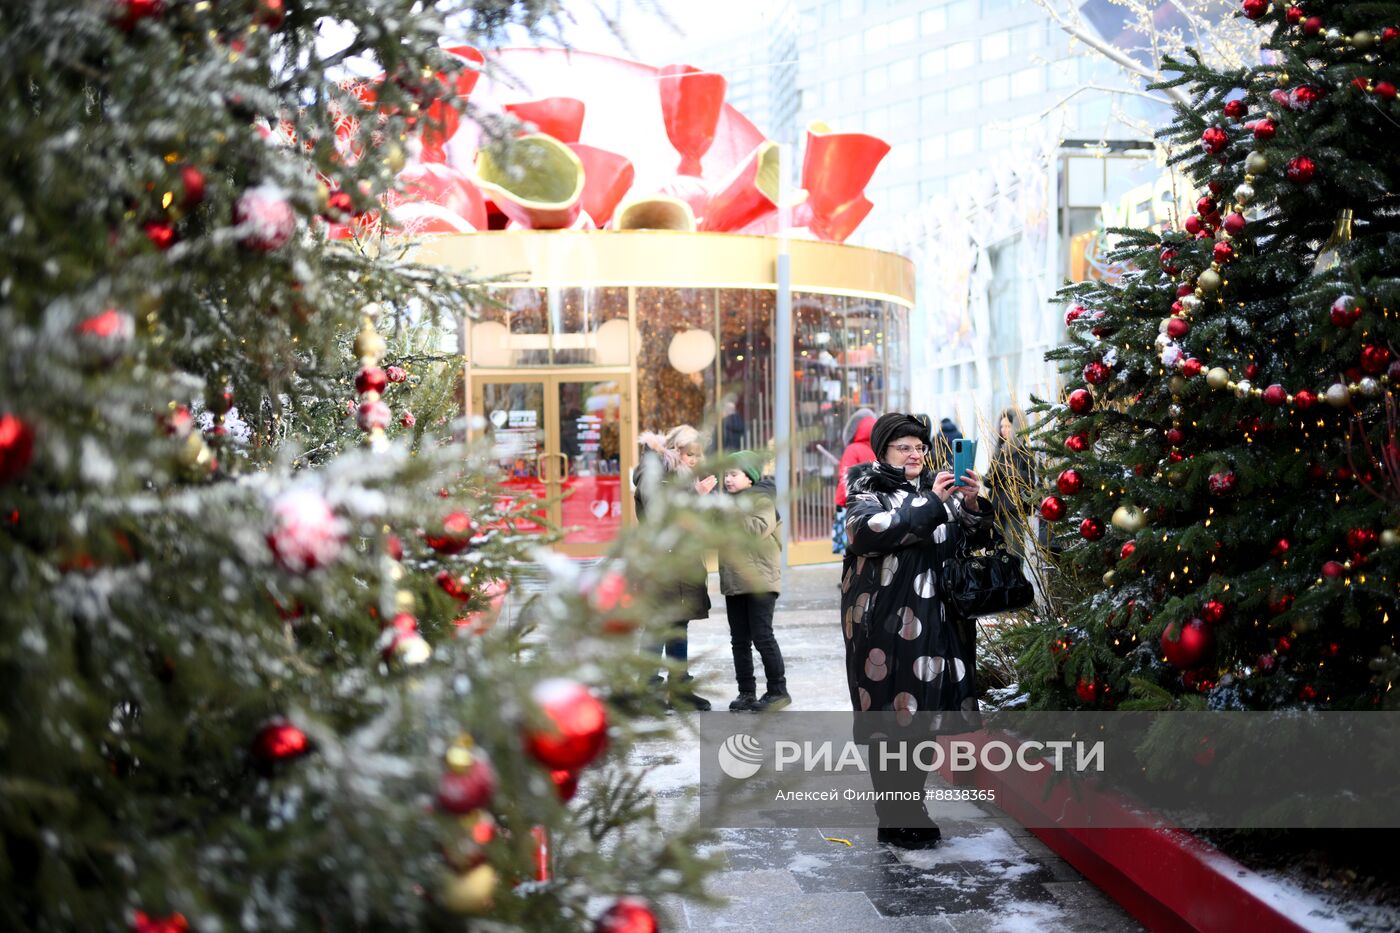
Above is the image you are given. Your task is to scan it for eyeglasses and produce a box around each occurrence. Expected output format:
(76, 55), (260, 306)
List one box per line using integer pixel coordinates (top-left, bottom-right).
(889, 444), (928, 456)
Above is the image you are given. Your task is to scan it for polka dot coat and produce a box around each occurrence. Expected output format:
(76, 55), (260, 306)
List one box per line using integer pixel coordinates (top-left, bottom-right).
(840, 461), (992, 716)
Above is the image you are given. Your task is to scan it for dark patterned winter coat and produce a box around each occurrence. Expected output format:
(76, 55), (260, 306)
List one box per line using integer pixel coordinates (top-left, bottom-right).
(840, 461), (992, 716)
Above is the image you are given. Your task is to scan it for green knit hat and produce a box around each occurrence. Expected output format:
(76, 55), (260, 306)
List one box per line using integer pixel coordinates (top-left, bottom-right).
(731, 449), (763, 485)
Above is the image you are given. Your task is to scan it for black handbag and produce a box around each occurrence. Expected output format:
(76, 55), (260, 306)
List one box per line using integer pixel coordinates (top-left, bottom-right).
(939, 531), (1034, 617)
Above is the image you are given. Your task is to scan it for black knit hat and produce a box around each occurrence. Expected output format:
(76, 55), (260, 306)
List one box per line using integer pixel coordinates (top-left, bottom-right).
(870, 412), (930, 463)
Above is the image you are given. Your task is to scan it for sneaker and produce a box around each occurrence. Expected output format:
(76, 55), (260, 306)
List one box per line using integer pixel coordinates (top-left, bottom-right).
(877, 825), (942, 849)
(756, 690), (791, 711)
(729, 692), (759, 712)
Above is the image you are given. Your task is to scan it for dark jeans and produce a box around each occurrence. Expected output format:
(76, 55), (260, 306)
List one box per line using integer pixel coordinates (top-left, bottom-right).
(725, 592), (786, 694)
(661, 620), (689, 665)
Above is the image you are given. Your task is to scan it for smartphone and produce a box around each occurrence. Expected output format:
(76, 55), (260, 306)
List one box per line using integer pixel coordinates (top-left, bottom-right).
(952, 438), (977, 488)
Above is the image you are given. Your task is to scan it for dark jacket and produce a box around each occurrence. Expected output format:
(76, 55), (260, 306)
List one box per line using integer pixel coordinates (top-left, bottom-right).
(840, 461), (992, 716)
(718, 479), (781, 596)
(633, 447), (711, 623)
(988, 439), (1036, 537)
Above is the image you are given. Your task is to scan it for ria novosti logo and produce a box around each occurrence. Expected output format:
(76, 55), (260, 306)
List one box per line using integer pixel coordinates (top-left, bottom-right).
(716, 733), (765, 779)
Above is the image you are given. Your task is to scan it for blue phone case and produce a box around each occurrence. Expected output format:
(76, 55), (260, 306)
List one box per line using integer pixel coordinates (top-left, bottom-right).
(953, 438), (977, 487)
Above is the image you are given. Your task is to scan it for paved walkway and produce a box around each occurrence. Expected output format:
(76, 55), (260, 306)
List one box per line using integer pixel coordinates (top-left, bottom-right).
(641, 564), (1144, 932)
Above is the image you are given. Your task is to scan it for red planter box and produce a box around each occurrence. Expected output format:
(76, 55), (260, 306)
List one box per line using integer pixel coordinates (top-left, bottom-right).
(939, 729), (1315, 933)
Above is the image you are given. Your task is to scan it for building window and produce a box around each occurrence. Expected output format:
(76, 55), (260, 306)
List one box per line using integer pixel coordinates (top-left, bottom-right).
(947, 40), (976, 71)
(888, 15), (915, 46)
(947, 0), (976, 25)
(920, 8), (947, 35)
(864, 22), (888, 53)
(866, 106), (890, 135)
(1049, 58), (1077, 89)
(890, 98), (917, 131)
(948, 128), (975, 155)
(980, 31), (1009, 61)
(888, 145), (915, 170)
(920, 49), (946, 78)
(920, 92), (946, 121)
(981, 0), (1013, 14)
(1012, 65), (1044, 96)
(864, 66), (888, 95)
(920, 136), (946, 163)
(948, 85), (976, 113)
(889, 57), (916, 88)
(981, 74), (1009, 105)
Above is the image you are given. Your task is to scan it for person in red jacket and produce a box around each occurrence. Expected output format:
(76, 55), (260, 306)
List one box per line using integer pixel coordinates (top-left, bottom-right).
(832, 412), (877, 554)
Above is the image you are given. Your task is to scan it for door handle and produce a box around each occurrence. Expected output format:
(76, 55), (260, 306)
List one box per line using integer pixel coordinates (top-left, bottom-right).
(535, 452), (550, 483)
(553, 452), (571, 482)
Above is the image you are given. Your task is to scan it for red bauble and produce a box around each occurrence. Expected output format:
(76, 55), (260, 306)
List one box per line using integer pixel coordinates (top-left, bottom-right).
(1223, 212), (1246, 235)
(386, 365), (408, 383)
(1169, 451), (1185, 463)
(1207, 471), (1237, 496)
(436, 756), (499, 814)
(255, 0), (286, 29)
(267, 489), (344, 573)
(1298, 684), (1318, 702)
(1262, 383), (1287, 406)
(1195, 196), (1217, 216)
(1294, 390), (1317, 409)
(436, 570), (470, 602)
(1252, 118), (1277, 140)
(1212, 241), (1234, 264)
(1159, 248), (1179, 274)
(551, 768), (580, 802)
(356, 366), (388, 395)
(1075, 678), (1101, 703)
(525, 679), (608, 770)
(1065, 432), (1089, 453)
(1184, 215), (1203, 236)
(133, 911), (189, 933)
(1079, 517), (1105, 541)
(1285, 6), (1303, 24)
(1375, 81), (1398, 100)
(1385, 26), (1400, 41)
(1202, 600), (1226, 625)
(426, 511), (477, 555)
(1201, 127), (1228, 153)
(1056, 469), (1084, 495)
(1303, 16), (1322, 35)
(1290, 85), (1322, 110)
(1334, 466), (1353, 483)
(144, 220), (176, 251)
(1039, 495), (1066, 522)
(400, 411), (416, 428)
(1223, 98), (1246, 119)
(1271, 537), (1290, 558)
(1321, 560), (1345, 579)
(234, 184), (296, 252)
(1257, 653), (1277, 672)
(1166, 428), (1185, 445)
(1120, 541), (1136, 561)
(357, 399), (391, 432)
(1285, 156), (1316, 184)
(1067, 388), (1093, 414)
(1167, 317), (1191, 339)
(1083, 361), (1109, 385)
(1160, 618), (1213, 669)
(115, 0), (164, 30)
(1347, 528), (1378, 553)
(385, 533), (404, 561)
(595, 898), (659, 933)
(1183, 358), (1203, 377)
(1269, 593), (1294, 615)
(252, 720), (310, 763)
(1065, 304), (1085, 325)
(1360, 345), (1392, 375)
(0, 414), (35, 485)
(1330, 294), (1362, 328)
(326, 189), (354, 218)
(179, 165), (206, 207)
(1241, 0), (1268, 18)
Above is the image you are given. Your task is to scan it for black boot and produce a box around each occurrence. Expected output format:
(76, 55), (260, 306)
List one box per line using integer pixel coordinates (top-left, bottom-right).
(677, 676), (712, 712)
(729, 692), (759, 712)
(756, 689), (791, 711)
(877, 825), (942, 849)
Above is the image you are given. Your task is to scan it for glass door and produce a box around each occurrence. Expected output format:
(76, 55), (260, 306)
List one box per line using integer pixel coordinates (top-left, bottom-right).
(472, 371), (632, 558)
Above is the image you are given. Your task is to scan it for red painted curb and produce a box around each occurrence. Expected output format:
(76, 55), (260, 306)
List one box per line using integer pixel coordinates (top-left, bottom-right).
(939, 729), (1315, 933)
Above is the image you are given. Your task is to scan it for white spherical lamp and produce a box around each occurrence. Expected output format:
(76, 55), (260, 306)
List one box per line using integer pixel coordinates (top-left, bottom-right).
(667, 328), (716, 374)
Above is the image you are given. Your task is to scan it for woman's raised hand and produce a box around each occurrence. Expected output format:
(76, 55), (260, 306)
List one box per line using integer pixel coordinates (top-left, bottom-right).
(695, 474), (718, 495)
(932, 470), (957, 502)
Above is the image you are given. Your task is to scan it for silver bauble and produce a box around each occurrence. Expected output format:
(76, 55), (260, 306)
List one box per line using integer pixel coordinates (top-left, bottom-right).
(1234, 183), (1255, 205)
(1326, 383), (1351, 407)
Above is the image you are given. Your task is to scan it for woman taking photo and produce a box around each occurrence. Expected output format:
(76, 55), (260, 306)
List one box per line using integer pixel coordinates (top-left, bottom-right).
(840, 412), (992, 848)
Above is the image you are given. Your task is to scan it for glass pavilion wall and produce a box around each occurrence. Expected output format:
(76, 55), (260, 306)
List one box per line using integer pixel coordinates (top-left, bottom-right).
(416, 230), (914, 564)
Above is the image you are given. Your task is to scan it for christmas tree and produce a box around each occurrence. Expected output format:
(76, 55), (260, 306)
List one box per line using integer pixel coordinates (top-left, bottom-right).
(0, 2), (720, 928)
(1027, 0), (1400, 712)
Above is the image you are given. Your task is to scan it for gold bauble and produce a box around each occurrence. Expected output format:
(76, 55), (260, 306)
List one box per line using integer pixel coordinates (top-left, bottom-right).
(1167, 466), (1187, 488)
(438, 864), (497, 914)
(178, 431), (211, 469)
(1197, 269), (1222, 293)
(1206, 367), (1231, 390)
(1111, 505), (1148, 534)
(395, 589), (417, 614)
(1381, 529), (1400, 549)
(354, 327), (386, 364)
(384, 143), (407, 173)
(1244, 151), (1269, 175)
(1169, 376), (1187, 394)
(1103, 570), (1117, 586)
